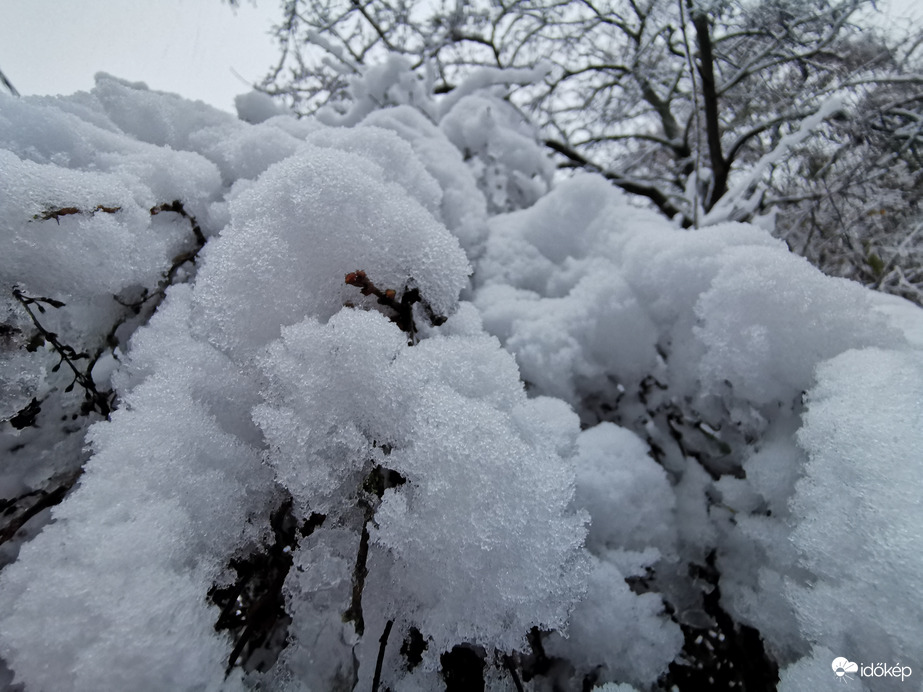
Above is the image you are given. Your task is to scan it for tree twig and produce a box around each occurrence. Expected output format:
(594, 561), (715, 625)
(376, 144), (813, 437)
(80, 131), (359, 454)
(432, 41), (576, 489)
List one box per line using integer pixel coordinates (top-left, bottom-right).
(344, 509), (373, 637)
(504, 655), (525, 692)
(345, 270), (446, 344)
(11, 289), (112, 417)
(543, 139), (691, 224)
(0, 66), (20, 97)
(372, 619), (394, 692)
(0, 468), (83, 546)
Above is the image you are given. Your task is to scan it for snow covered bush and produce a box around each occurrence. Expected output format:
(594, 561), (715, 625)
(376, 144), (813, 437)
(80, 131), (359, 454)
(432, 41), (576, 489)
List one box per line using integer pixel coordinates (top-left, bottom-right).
(0, 72), (598, 692)
(1, 58), (922, 692)
(473, 170), (923, 689)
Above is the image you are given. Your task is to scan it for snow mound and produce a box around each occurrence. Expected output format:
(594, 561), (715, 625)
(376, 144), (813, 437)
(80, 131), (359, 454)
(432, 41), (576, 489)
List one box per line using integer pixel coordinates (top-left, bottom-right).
(192, 144), (470, 357)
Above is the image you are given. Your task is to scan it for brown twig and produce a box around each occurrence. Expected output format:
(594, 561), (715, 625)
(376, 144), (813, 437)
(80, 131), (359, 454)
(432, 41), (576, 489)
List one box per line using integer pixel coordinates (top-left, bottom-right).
(150, 200), (206, 246)
(219, 500), (302, 676)
(117, 201), (208, 314)
(344, 465), (405, 641)
(32, 205), (121, 224)
(504, 655), (525, 692)
(344, 513), (372, 637)
(345, 270), (447, 343)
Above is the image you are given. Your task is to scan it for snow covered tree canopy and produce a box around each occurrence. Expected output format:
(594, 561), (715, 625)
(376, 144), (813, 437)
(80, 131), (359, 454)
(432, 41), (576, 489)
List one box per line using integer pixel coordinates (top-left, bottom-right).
(1, 61), (922, 692)
(262, 0), (923, 305)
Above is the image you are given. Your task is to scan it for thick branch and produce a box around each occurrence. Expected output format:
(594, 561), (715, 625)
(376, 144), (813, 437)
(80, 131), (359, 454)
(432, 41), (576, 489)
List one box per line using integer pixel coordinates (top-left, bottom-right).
(636, 75), (684, 144)
(544, 139), (690, 223)
(691, 8), (729, 209)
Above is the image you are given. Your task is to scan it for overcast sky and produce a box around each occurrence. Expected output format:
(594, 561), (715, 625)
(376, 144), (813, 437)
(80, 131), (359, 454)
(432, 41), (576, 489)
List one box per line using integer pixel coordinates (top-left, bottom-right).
(0, 0), (921, 115)
(0, 0), (280, 113)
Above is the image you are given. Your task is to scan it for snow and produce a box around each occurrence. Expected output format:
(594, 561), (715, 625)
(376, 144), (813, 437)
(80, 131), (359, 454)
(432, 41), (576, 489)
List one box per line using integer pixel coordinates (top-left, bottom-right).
(575, 423), (676, 556)
(0, 149), (172, 297)
(471, 150), (922, 680)
(235, 90), (289, 125)
(0, 87), (223, 215)
(0, 286), (270, 692)
(440, 94), (553, 214)
(318, 55), (435, 128)
(1, 55), (922, 692)
(361, 105), (489, 256)
(306, 125), (444, 221)
(790, 347), (923, 671)
(694, 245), (901, 404)
(545, 556), (683, 687)
(191, 142), (470, 358)
(255, 308), (588, 684)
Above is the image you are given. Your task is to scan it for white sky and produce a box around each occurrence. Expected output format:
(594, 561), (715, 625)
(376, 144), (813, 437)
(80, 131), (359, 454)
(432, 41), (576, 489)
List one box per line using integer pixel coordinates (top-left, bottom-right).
(0, 0), (280, 113)
(0, 0), (921, 115)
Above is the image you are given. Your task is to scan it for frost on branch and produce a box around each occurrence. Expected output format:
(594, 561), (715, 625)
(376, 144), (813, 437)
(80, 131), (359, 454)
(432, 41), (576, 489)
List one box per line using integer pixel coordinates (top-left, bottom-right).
(0, 84), (225, 572)
(440, 93), (554, 214)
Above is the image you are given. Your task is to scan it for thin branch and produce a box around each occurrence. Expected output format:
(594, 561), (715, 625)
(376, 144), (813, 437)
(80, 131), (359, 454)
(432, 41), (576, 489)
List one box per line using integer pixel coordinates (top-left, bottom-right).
(450, 31), (502, 66)
(0, 469), (82, 546)
(351, 0), (397, 52)
(11, 289), (112, 418)
(679, 0), (702, 227)
(504, 655), (526, 692)
(0, 65), (19, 97)
(345, 270), (446, 343)
(344, 514), (372, 637)
(574, 132), (686, 150)
(725, 110), (817, 164)
(150, 200), (205, 246)
(371, 619), (394, 692)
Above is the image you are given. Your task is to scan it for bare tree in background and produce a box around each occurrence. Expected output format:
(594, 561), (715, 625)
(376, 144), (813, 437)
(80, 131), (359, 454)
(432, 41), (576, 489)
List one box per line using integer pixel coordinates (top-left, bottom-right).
(259, 0), (923, 302)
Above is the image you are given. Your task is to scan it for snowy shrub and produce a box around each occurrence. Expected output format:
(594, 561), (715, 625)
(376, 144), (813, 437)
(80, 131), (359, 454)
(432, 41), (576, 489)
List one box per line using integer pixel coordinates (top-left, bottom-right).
(0, 73), (596, 692)
(2, 58), (922, 692)
(473, 169), (923, 686)
(440, 94), (554, 214)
